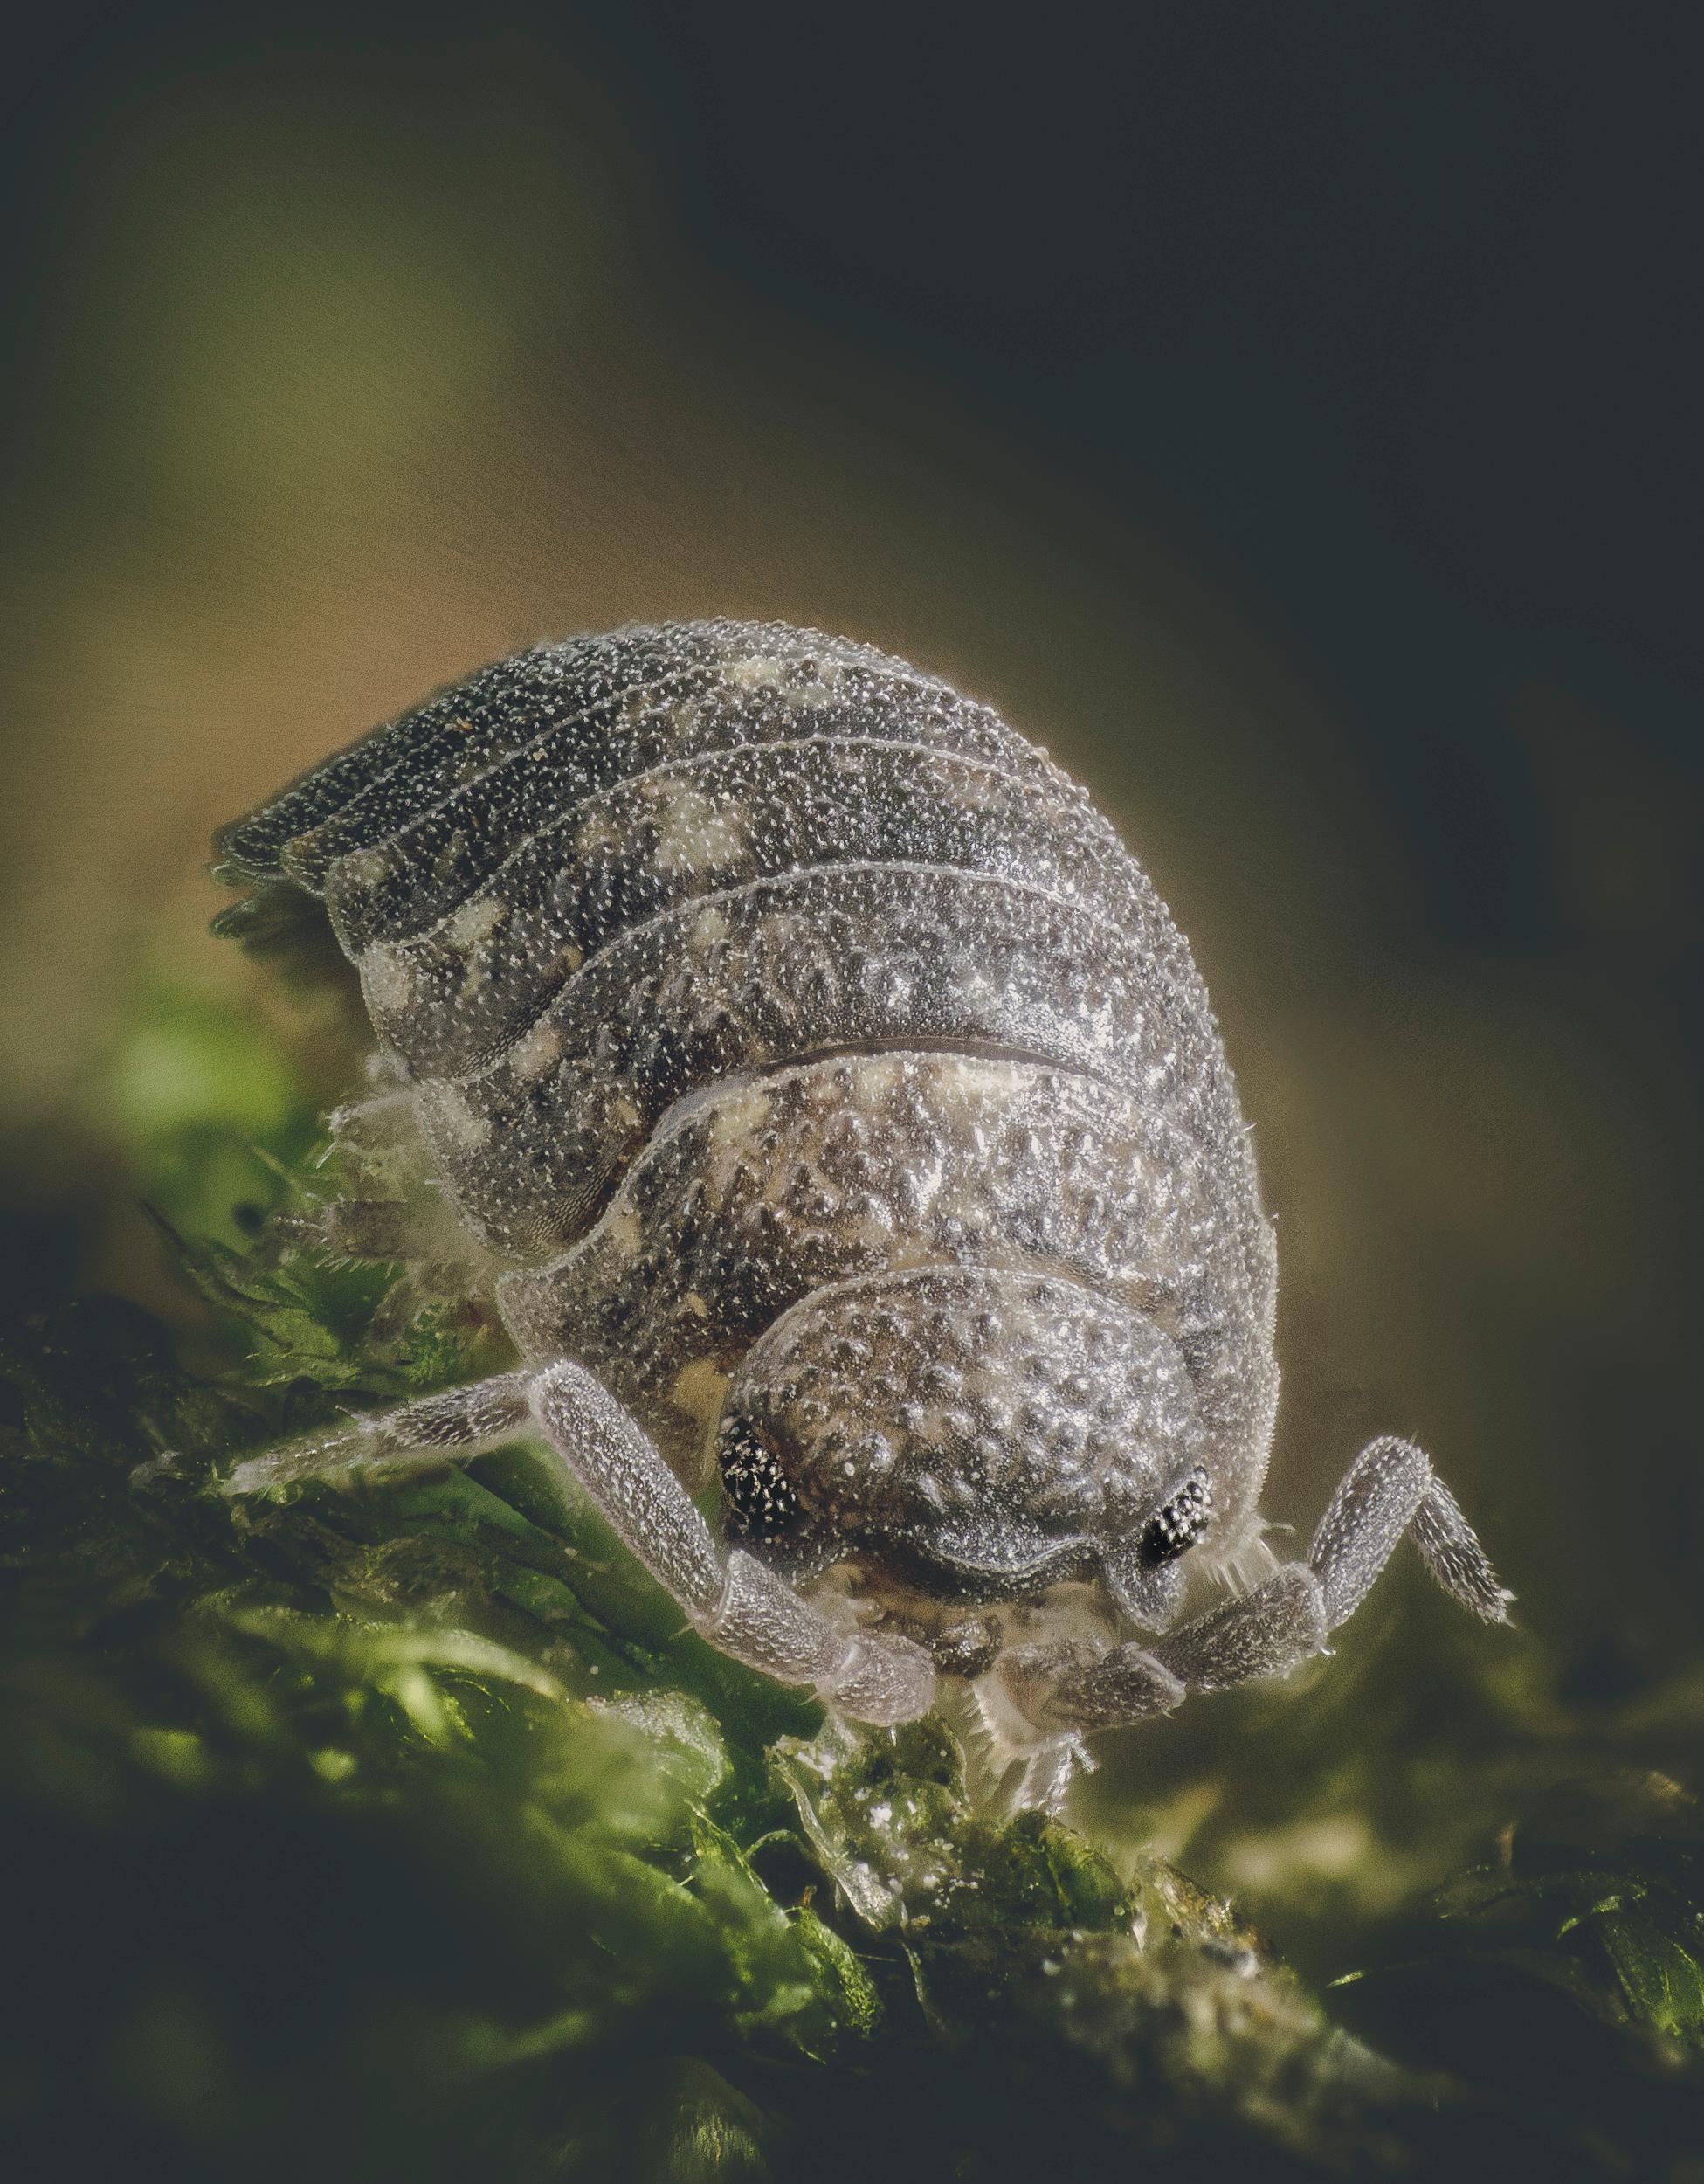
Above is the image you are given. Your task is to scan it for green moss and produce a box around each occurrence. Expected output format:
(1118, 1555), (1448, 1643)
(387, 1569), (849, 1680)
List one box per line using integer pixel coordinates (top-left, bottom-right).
(3, 992), (1704, 2180)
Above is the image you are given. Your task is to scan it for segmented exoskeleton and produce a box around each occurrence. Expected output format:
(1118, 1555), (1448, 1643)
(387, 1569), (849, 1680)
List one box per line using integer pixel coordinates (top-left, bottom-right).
(216, 619), (1508, 1809)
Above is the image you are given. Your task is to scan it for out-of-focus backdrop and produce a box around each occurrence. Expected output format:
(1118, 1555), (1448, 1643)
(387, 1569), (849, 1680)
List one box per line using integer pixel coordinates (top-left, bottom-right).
(2, 6), (1698, 1678)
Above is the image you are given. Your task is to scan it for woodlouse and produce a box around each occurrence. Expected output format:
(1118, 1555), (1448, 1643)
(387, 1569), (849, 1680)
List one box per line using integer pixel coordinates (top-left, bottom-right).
(215, 619), (1508, 1808)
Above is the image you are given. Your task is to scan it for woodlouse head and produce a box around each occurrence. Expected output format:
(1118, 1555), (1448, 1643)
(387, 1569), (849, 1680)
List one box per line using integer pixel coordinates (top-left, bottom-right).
(713, 1263), (1215, 1615)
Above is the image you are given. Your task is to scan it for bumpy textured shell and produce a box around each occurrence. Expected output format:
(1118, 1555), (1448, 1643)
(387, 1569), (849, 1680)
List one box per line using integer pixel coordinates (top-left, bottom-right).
(217, 620), (1279, 1610)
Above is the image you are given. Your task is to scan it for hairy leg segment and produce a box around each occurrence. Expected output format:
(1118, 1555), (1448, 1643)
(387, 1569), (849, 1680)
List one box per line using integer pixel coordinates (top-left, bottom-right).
(223, 1363), (935, 1726)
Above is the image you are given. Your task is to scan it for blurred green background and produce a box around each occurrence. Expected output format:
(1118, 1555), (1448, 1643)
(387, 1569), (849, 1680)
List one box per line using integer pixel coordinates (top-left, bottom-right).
(2, 9), (1701, 2179)
(4, 1), (1697, 1662)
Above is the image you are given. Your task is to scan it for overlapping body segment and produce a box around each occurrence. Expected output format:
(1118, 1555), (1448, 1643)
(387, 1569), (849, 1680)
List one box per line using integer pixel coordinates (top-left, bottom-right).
(216, 619), (940, 891)
(410, 861), (1246, 1261)
(496, 1050), (1273, 1495)
(320, 667), (1045, 953)
(215, 619), (1507, 1800)
(353, 734), (1175, 1082)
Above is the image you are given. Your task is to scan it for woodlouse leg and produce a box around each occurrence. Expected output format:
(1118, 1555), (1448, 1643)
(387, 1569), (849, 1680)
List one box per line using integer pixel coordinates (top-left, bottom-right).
(224, 1362), (935, 1726)
(986, 1565), (1326, 1807)
(312, 1199), (424, 1261)
(1307, 1435), (1513, 1629)
(223, 1372), (536, 1496)
(528, 1362), (935, 1726)
(1001, 1441), (1509, 1748)
(997, 1565), (1326, 1746)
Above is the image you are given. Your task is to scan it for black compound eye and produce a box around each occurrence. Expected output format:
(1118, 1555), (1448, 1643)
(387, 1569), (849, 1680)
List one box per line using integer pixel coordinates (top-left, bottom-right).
(716, 1416), (802, 1545)
(1140, 1465), (1212, 1567)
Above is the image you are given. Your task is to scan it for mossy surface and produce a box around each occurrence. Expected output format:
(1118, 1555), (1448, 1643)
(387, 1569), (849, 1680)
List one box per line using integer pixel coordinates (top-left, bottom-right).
(3, 976), (1702, 2183)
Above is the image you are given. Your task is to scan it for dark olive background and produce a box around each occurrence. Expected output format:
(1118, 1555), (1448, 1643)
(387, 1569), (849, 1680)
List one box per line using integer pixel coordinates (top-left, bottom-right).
(2, 2), (1698, 1767)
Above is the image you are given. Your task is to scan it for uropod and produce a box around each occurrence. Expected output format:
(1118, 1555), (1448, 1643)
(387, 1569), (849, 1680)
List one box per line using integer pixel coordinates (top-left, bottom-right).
(215, 619), (1510, 1809)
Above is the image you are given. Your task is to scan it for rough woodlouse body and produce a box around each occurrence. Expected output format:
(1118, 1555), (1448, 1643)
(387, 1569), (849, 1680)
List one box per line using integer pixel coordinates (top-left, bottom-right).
(216, 619), (1508, 1808)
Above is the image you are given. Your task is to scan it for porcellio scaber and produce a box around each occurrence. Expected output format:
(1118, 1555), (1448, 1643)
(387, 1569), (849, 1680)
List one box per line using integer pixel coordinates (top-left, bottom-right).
(215, 619), (1509, 1807)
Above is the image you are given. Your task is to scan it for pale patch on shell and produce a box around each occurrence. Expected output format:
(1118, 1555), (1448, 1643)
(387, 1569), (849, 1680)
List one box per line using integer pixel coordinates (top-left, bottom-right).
(707, 1083), (773, 1152)
(508, 1022), (563, 1083)
(362, 946), (416, 1016)
(646, 780), (750, 878)
(607, 1091), (645, 1138)
(449, 896), (508, 999)
(337, 844), (390, 890)
(670, 1356), (728, 1430)
(446, 895), (507, 951)
(692, 904), (731, 950)
(428, 1085), (492, 1151)
(725, 654), (783, 693)
(603, 1203), (642, 1260)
